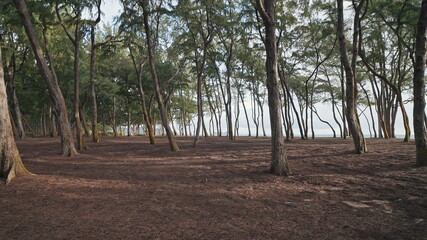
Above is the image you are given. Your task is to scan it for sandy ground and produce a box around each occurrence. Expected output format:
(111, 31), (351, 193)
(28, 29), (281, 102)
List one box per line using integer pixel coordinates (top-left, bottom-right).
(1, 136), (426, 239)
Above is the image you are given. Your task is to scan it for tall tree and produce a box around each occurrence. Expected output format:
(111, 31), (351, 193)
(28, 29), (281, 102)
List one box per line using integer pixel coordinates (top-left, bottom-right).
(55, 0), (88, 150)
(141, 0), (179, 151)
(88, 1), (102, 143)
(0, 41), (31, 184)
(13, 0), (77, 156)
(255, 0), (291, 176)
(88, 2), (120, 143)
(4, 33), (28, 139)
(336, 0), (367, 153)
(413, 0), (427, 167)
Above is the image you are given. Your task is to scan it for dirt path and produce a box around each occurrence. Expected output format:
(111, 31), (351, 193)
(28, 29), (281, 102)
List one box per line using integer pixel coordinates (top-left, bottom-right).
(1, 136), (426, 239)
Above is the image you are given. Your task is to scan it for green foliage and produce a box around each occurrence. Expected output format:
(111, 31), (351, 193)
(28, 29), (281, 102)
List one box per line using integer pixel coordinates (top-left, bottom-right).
(0, 0), (418, 136)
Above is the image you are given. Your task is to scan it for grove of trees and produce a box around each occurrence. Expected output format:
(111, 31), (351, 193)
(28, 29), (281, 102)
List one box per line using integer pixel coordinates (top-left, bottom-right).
(1, 0), (426, 183)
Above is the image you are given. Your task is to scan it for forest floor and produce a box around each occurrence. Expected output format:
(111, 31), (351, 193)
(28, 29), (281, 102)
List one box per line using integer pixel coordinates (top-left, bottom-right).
(1, 136), (426, 240)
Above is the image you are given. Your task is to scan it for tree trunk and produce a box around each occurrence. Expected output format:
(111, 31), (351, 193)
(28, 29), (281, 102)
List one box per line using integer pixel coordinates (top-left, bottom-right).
(325, 68), (342, 137)
(239, 90), (251, 137)
(413, 0), (427, 167)
(129, 47), (156, 144)
(127, 100), (131, 137)
(340, 64), (348, 138)
(256, 0), (291, 176)
(13, 0), (77, 156)
(9, 109), (18, 137)
(73, 22), (86, 150)
(193, 46), (209, 146)
(279, 68), (305, 139)
(203, 80), (220, 137)
(0, 46), (31, 184)
(337, 0), (367, 153)
(90, 26), (100, 143)
(7, 55), (26, 139)
(360, 83), (377, 138)
(142, 1), (179, 151)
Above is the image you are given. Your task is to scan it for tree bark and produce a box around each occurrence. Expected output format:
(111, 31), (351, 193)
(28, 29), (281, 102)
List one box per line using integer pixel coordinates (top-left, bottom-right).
(0, 46), (31, 184)
(142, 1), (179, 151)
(239, 90), (251, 137)
(256, 0), (291, 176)
(73, 23), (86, 150)
(13, 0), (77, 156)
(128, 47), (156, 144)
(55, 2), (87, 150)
(193, 40), (211, 146)
(6, 52), (26, 139)
(90, 26), (100, 143)
(337, 0), (367, 153)
(413, 0), (427, 167)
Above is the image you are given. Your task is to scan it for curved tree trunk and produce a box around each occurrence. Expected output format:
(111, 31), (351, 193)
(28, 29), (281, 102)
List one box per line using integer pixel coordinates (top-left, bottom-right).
(256, 0), (291, 176)
(337, 0), (367, 153)
(325, 69), (342, 138)
(239, 90), (251, 137)
(90, 26), (100, 143)
(6, 54), (26, 139)
(13, 0), (77, 156)
(193, 43), (210, 146)
(413, 0), (427, 167)
(142, 1), (179, 151)
(128, 47), (156, 144)
(73, 23), (86, 150)
(279, 69), (305, 139)
(0, 47), (31, 184)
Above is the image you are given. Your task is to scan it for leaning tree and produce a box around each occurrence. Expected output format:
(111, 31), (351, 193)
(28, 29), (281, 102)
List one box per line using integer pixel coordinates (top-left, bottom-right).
(13, 0), (77, 156)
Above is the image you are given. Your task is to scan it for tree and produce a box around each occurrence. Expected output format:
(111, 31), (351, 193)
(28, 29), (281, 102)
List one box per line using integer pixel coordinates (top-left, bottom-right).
(336, 0), (367, 153)
(413, 0), (427, 167)
(5, 42), (28, 139)
(175, 0), (215, 146)
(358, 0), (415, 142)
(13, 0), (77, 156)
(255, 0), (291, 176)
(88, 3), (120, 143)
(141, 0), (179, 151)
(55, 0), (89, 150)
(0, 42), (31, 184)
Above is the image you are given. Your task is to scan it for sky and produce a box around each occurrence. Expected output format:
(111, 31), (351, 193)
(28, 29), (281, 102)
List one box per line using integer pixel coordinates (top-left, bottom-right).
(101, 0), (123, 26)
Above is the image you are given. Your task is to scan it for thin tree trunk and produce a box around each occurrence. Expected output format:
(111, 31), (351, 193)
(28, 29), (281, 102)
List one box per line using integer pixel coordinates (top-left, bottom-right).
(203, 80), (220, 137)
(239, 90), (251, 137)
(127, 100), (131, 137)
(312, 106), (336, 138)
(142, 1), (178, 151)
(129, 47), (156, 144)
(90, 25), (100, 143)
(9, 110), (18, 137)
(279, 68), (305, 139)
(73, 22), (86, 150)
(7, 54), (26, 139)
(325, 68), (342, 138)
(360, 83), (377, 138)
